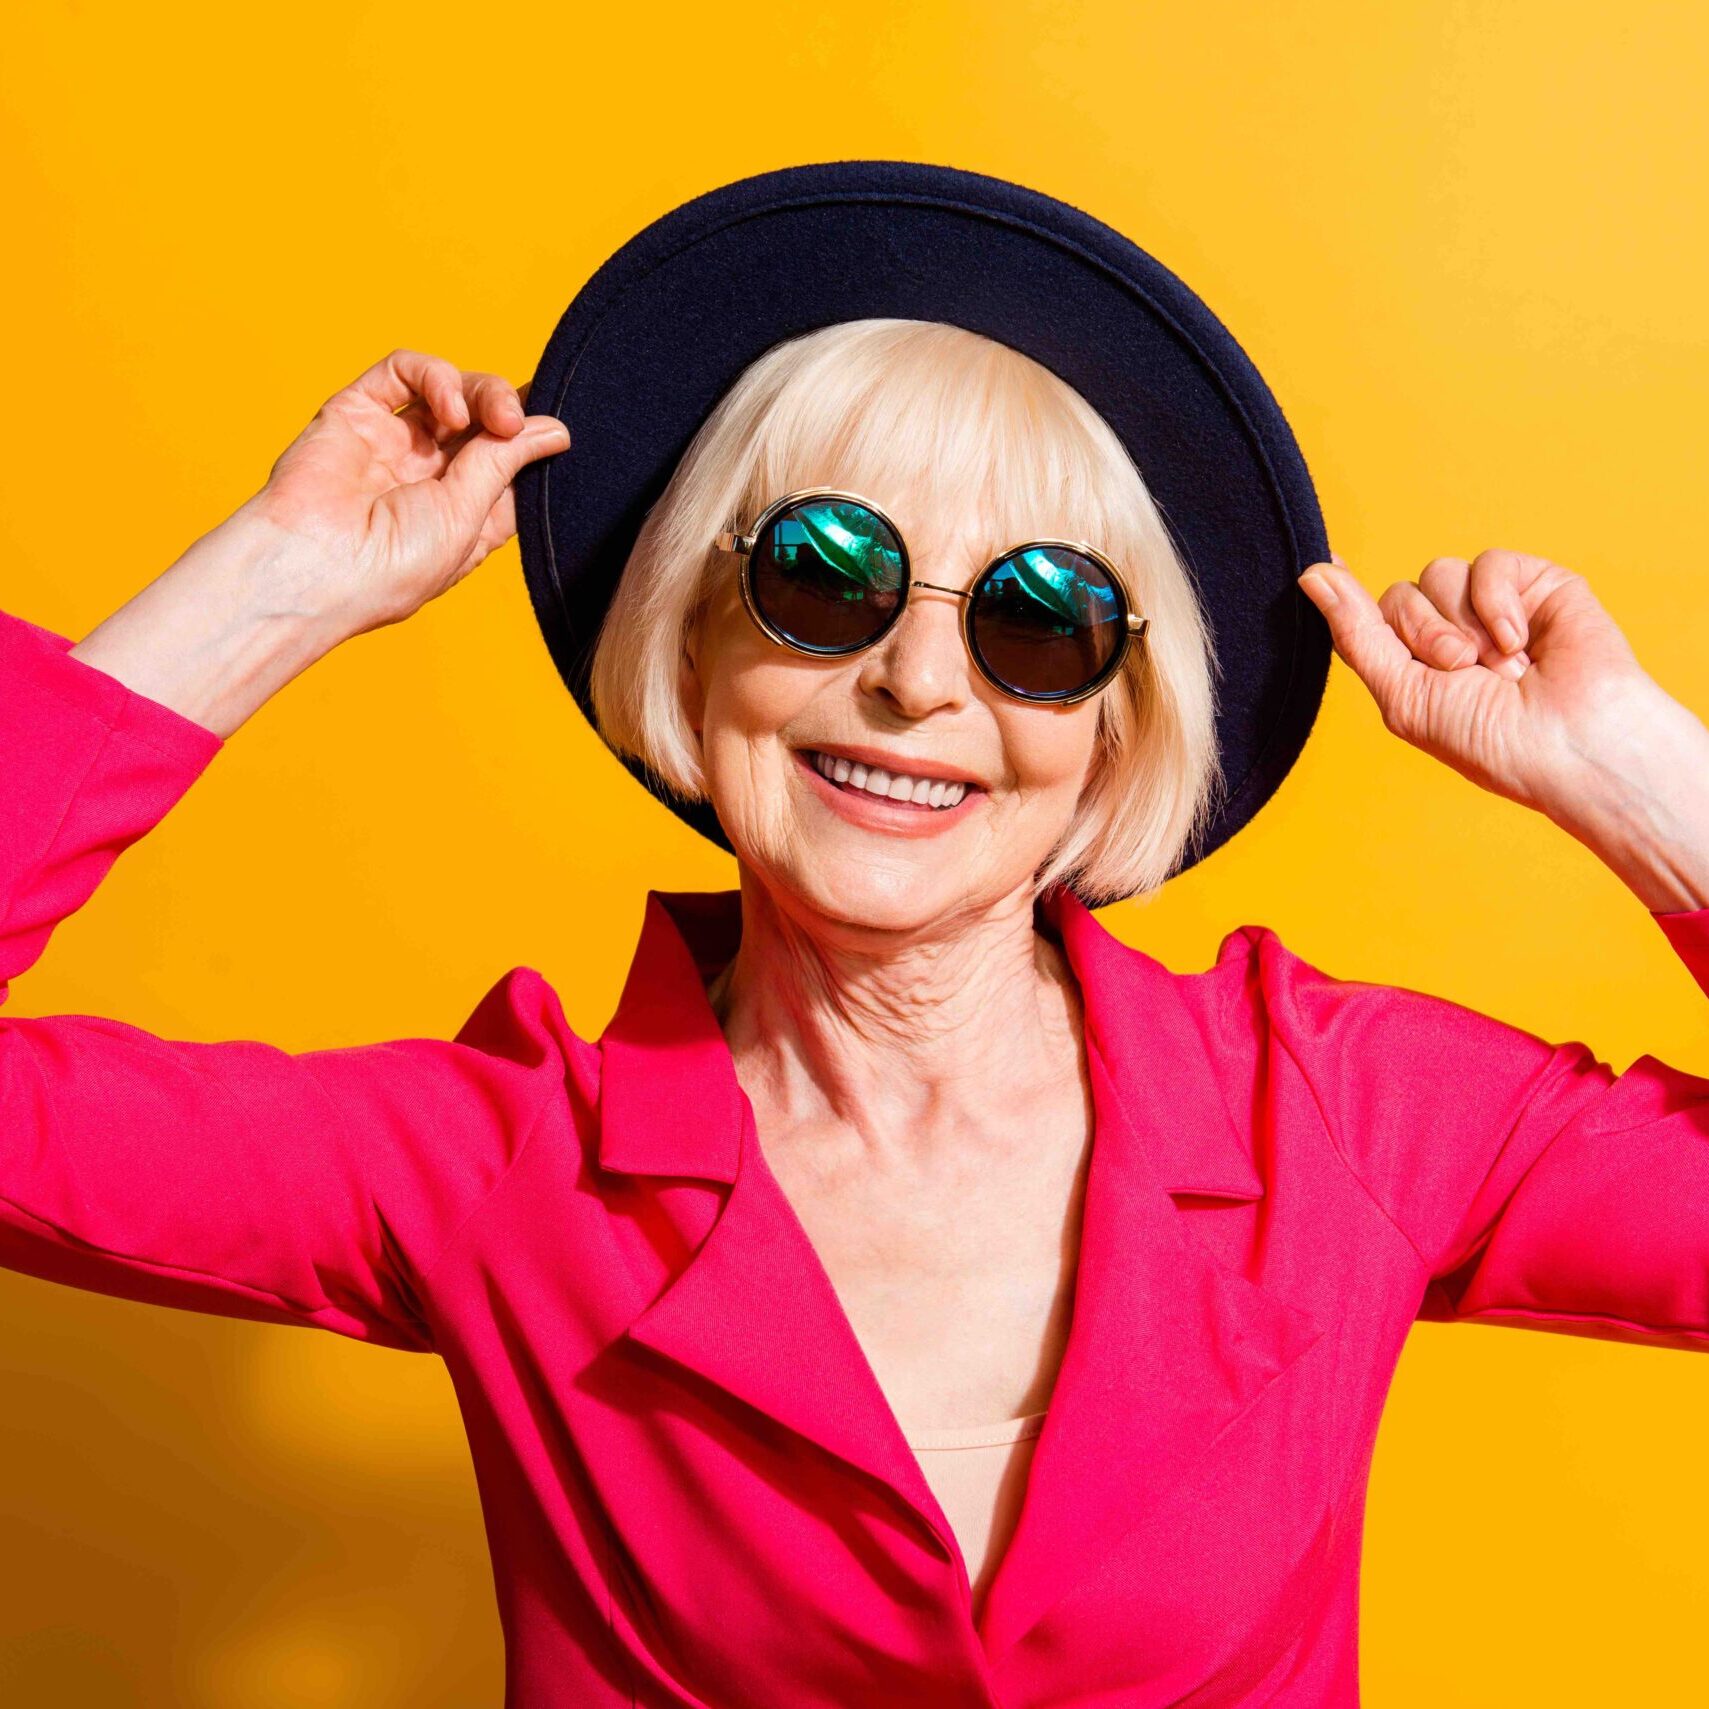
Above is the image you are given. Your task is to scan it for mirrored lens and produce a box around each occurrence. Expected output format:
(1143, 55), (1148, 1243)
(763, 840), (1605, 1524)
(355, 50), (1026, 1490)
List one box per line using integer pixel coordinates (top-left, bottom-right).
(969, 547), (1126, 698)
(748, 499), (906, 652)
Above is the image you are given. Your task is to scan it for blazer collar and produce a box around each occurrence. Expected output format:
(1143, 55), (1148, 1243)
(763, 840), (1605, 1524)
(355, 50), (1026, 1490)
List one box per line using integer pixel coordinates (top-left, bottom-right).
(596, 885), (1322, 1669)
(596, 884), (1262, 1201)
(596, 890), (746, 1181)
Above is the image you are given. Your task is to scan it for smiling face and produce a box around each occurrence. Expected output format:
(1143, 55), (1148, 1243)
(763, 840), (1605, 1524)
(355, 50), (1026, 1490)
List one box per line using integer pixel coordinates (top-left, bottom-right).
(588, 319), (1224, 916)
(681, 491), (1107, 933)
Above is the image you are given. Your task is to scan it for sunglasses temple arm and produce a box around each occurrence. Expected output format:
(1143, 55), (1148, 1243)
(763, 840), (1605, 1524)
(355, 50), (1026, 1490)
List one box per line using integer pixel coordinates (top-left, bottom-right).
(716, 530), (755, 555)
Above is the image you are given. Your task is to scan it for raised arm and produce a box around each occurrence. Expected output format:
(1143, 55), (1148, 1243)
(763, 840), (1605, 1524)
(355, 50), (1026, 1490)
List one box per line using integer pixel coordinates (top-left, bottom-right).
(70, 348), (570, 738)
(1296, 545), (1709, 916)
(1287, 545), (1709, 1345)
(0, 351), (575, 1350)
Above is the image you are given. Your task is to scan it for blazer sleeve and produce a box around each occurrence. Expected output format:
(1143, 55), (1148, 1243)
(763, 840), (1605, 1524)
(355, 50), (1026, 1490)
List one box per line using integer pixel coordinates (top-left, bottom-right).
(0, 606), (562, 1352)
(1256, 908), (1709, 1349)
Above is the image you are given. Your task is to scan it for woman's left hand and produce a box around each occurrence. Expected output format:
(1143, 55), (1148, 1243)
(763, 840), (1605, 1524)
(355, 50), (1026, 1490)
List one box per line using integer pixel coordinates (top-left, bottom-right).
(1297, 548), (1678, 823)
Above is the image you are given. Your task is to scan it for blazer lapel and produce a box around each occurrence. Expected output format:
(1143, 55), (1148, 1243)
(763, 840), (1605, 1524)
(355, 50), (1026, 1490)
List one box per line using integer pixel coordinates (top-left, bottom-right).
(597, 886), (1328, 1658)
(975, 891), (1328, 1663)
(600, 891), (963, 1564)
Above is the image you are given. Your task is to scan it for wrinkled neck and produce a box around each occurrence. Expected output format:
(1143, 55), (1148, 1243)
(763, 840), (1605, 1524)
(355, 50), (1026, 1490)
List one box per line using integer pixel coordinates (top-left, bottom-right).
(706, 871), (1084, 1156)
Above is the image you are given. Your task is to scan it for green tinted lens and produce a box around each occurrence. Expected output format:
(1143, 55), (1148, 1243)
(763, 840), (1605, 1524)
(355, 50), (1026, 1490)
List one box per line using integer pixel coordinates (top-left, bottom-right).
(749, 499), (906, 652)
(970, 547), (1126, 698)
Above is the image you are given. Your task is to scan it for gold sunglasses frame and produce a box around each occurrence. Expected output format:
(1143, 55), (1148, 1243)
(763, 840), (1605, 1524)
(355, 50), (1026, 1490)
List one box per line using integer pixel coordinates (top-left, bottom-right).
(713, 486), (1152, 706)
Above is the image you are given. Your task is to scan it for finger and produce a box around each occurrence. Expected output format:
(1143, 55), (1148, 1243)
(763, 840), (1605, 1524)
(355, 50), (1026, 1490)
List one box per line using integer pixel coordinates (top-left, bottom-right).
(1416, 556), (1530, 680)
(1298, 561), (1436, 713)
(357, 348), (471, 431)
(1379, 580), (1481, 670)
(484, 485), (517, 552)
(1467, 548), (1549, 654)
(459, 370), (528, 436)
(440, 416), (571, 531)
(445, 488), (521, 586)
(392, 391), (470, 454)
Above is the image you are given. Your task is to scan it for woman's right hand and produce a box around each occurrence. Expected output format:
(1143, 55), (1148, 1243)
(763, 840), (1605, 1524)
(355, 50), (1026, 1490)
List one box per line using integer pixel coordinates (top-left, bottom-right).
(67, 350), (570, 739)
(234, 348), (571, 641)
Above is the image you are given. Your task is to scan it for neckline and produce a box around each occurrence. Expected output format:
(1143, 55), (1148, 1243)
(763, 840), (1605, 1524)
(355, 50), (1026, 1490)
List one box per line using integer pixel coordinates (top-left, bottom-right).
(903, 1410), (1048, 1452)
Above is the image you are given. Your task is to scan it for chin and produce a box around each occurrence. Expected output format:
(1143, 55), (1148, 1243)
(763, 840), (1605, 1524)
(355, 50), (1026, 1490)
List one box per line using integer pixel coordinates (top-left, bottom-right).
(775, 843), (988, 936)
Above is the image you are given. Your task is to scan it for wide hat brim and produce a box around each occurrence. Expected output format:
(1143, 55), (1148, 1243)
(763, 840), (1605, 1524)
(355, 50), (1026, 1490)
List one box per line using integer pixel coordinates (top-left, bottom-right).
(514, 159), (1330, 907)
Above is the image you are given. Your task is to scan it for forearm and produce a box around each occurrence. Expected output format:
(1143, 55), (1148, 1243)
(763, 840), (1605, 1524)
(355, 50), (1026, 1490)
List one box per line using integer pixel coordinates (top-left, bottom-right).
(1544, 686), (1709, 913)
(70, 499), (351, 741)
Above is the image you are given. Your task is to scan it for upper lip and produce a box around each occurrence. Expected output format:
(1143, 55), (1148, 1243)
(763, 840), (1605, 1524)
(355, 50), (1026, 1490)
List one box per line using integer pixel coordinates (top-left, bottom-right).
(797, 741), (986, 790)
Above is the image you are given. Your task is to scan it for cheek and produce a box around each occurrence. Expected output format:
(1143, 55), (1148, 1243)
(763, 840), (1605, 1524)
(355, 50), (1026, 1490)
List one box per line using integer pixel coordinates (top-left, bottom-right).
(692, 600), (789, 746)
(999, 707), (1103, 806)
(702, 654), (818, 759)
(693, 616), (827, 834)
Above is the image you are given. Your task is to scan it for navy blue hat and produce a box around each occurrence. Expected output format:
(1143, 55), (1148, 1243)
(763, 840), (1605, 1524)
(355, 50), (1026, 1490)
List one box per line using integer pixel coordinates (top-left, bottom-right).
(514, 159), (1330, 906)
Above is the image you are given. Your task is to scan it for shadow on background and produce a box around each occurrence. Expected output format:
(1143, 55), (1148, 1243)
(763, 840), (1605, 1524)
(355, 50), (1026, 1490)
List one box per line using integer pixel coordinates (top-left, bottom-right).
(1, 1282), (499, 1706)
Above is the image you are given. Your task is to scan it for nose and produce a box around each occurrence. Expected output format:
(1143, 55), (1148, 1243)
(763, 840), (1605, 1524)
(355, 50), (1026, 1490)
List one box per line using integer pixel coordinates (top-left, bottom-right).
(854, 579), (974, 718)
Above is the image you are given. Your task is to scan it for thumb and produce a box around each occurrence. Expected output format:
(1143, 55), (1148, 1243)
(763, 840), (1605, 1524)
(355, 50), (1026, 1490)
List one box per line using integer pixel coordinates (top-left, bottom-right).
(441, 415), (570, 529)
(1298, 560), (1421, 716)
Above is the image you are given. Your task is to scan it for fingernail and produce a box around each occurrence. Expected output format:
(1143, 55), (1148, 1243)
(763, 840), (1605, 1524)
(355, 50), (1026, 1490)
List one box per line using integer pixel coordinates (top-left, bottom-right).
(1494, 616), (1524, 652)
(1300, 570), (1338, 606)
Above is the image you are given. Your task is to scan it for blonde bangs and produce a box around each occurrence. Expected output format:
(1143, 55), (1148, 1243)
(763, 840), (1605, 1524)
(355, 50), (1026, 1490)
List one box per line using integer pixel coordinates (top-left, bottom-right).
(587, 317), (1226, 906)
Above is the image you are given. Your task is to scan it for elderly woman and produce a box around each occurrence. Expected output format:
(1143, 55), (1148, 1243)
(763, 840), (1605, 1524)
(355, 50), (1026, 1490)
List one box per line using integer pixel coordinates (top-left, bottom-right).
(5, 163), (1709, 1708)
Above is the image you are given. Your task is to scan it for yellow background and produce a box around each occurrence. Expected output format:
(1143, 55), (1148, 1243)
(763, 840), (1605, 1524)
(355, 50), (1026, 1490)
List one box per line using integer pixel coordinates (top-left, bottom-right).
(5, 0), (1708, 1702)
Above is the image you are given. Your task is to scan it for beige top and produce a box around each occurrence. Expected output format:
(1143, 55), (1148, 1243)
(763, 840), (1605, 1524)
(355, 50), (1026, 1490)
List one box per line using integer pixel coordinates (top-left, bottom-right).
(902, 1410), (1047, 1620)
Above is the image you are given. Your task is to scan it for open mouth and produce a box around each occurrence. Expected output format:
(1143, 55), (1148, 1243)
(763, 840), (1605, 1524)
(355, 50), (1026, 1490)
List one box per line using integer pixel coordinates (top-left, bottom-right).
(800, 749), (975, 812)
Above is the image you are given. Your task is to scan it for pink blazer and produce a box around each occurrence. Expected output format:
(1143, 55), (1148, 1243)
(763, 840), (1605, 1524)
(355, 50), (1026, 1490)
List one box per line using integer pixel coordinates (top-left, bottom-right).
(4, 602), (1708, 1708)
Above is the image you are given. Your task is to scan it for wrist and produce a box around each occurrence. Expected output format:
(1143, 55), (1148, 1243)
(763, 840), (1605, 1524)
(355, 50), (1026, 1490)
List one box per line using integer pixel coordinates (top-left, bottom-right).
(1543, 689), (1709, 913)
(72, 506), (351, 740)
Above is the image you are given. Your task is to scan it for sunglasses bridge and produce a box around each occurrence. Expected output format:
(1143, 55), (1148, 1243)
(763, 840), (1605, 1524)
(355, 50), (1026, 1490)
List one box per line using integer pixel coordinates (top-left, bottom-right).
(715, 497), (1152, 704)
(715, 543), (1148, 639)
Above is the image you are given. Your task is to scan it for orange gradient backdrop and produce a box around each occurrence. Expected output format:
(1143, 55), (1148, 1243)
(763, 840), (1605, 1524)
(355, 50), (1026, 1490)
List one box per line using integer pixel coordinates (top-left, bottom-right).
(4, 2), (1708, 1703)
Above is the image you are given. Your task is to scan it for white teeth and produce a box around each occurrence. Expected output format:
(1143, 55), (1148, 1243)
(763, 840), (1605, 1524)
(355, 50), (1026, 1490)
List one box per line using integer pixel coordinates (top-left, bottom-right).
(808, 750), (970, 809)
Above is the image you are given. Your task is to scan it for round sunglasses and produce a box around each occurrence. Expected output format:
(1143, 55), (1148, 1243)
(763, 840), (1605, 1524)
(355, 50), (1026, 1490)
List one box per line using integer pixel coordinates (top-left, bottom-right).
(713, 488), (1151, 705)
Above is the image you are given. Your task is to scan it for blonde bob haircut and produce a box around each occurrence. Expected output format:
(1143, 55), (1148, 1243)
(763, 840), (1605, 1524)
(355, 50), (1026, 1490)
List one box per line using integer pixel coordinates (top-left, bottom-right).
(588, 317), (1225, 906)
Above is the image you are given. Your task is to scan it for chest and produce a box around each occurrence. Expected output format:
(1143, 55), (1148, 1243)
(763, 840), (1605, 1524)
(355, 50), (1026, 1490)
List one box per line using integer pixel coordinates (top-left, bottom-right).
(755, 1111), (1093, 1430)
(428, 1013), (1422, 1708)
